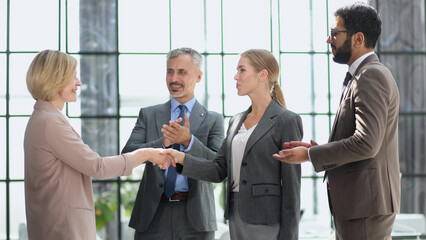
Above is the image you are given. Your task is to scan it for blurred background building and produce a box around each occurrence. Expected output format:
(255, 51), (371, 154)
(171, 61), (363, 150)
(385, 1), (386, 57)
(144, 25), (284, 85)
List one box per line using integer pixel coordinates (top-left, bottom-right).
(0, 0), (425, 239)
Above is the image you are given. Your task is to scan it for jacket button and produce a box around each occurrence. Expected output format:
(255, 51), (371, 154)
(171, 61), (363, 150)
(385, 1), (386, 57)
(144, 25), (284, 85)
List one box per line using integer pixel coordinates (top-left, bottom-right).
(242, 162), (247, 166)
(159, 183), (164, 188)
(265, 188), (269, 193)
(242, 180), (247, 185)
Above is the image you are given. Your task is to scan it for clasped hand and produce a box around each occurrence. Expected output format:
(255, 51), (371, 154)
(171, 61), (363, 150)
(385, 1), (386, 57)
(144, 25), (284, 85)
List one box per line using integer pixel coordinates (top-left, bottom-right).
(145, 148), (173, 170)
(152, 148), (186, 169)
(272, 140), (318, 164)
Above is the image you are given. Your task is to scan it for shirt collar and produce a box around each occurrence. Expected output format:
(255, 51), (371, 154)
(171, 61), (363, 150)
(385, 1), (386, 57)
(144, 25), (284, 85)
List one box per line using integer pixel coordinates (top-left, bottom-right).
(348, 51), (374, 76)
(171, 97), (196, 113)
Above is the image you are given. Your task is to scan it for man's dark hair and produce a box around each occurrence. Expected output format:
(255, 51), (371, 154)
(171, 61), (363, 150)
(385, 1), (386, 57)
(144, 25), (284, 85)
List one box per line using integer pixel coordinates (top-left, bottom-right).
(335, 3), (381, 48)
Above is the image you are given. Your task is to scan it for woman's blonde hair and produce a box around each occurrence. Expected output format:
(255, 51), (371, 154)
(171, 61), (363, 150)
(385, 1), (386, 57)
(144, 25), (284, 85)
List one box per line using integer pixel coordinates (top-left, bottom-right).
(241, 49), (286, 108)
(26, 50), (77, 101)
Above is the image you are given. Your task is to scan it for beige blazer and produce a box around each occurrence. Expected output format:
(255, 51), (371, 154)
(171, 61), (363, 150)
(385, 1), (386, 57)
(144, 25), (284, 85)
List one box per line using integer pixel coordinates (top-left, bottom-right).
(24, 100), (134, 240)
(310, 54), (400, 220)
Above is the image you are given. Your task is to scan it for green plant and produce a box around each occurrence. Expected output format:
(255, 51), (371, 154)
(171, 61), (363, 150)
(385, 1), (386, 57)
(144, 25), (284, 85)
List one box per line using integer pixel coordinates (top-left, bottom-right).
(94, 181), (139, 232)
(94, 191), (117, 231)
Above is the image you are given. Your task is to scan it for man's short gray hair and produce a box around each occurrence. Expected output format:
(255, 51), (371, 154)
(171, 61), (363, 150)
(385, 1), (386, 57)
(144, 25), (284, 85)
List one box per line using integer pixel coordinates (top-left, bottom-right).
(167, 47), (203, 71)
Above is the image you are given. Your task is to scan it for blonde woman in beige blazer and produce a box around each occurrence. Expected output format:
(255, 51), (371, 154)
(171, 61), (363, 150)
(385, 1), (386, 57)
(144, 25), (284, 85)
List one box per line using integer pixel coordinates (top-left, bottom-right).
(24, 50), (170, 240)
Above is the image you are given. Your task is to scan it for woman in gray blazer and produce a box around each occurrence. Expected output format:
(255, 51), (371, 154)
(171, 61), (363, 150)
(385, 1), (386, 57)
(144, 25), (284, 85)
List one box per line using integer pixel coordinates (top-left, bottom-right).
(163, 49), (303, 240)
(24, 50), (169, 240)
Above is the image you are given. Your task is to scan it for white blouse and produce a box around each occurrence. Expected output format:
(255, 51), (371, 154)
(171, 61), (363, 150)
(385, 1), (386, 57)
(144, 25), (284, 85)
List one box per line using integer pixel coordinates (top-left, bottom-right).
(231, 122), (257, 192)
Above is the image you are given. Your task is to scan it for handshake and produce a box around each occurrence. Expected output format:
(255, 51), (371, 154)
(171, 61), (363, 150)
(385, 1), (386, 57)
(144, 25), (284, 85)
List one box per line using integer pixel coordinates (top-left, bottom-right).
(130, 148), (186, 170)
(130, 116), (190, 169)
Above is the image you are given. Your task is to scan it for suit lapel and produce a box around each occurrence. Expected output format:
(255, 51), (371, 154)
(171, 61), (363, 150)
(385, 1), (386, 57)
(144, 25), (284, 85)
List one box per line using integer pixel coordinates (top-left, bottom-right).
(329, 54), (379, 141)
(189, 100), (207, 134)
(243, 100), (278, 156)
(155, 100), (172, 137)
(185, 100), (207, 188)
(227, 111), (247, 147)
(225, 110), (247, 186)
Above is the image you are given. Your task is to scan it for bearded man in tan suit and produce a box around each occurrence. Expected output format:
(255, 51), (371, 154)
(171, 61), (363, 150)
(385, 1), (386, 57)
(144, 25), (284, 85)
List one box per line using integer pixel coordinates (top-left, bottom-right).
(273, 3), (400, 240)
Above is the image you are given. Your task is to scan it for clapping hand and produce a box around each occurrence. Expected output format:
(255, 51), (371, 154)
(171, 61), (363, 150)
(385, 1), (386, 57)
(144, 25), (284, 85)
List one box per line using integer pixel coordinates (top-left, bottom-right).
(161, 113), (192, 148)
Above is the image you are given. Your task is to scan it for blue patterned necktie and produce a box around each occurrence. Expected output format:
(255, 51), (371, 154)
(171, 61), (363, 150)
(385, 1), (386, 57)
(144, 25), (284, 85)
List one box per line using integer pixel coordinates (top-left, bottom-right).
(164, 105), (187, 198)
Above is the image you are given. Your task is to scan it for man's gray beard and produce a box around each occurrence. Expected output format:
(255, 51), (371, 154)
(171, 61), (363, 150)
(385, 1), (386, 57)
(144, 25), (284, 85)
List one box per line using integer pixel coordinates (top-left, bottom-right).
(170, 93), (184, 98)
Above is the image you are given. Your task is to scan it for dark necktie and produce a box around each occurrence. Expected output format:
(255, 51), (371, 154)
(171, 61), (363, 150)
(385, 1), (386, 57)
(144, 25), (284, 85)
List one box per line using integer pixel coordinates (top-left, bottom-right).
(343, 72), (352, 87)
(340, 72), (352, 103)
(164, 105), (187, 198)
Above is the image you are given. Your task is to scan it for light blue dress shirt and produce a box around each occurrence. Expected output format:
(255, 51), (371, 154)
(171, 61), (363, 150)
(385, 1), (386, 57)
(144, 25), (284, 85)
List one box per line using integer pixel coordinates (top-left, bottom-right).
(164, 97), (196, 193)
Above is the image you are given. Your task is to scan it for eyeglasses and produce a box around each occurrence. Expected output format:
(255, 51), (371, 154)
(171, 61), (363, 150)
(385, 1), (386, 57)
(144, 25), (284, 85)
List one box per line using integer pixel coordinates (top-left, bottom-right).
(329, 29), (351, 39)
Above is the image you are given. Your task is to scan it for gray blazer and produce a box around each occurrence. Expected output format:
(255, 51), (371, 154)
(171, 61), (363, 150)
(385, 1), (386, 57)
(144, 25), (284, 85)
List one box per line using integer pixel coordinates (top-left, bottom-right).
(180, 100), (303, 240)
(310, 54), (401, 220)
(122, 100), (224, 232)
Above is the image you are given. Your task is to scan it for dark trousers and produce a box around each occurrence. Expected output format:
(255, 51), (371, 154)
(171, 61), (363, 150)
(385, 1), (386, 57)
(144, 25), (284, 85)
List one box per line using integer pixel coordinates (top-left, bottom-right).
(134, 200), (214, 240)
(334, 213), (396, 240)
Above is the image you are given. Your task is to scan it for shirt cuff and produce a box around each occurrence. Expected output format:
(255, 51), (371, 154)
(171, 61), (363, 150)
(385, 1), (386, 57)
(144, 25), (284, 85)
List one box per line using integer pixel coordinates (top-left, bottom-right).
(183, 135), (195, 152)
(307, 148), (312, 161)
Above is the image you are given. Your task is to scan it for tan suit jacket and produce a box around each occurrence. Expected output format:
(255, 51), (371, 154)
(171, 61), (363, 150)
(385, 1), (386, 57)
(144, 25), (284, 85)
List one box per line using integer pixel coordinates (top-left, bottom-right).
(310, 54), (400, 220)
(24, 100), (134, 240)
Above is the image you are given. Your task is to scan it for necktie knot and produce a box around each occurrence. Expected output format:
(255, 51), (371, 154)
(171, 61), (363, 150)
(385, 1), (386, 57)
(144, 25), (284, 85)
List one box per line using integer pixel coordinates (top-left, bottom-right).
(343, 72), (352, 87)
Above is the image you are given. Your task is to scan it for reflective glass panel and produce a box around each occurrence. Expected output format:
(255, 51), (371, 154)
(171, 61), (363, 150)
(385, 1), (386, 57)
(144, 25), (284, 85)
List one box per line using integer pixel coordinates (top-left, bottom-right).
(0, 118), (5, 179)
(10, 182), (26, 240)
(170, 0), (205, 51)
(379, 0), (425, 52)
(281, 54), (329, 113)
(68, 0), (117, 52)
(119, 0), (169, 53)
(0, 54), (5, 115)
(280, 1), (328, 52)
(68, 55), (118, 117)
(119, 55), (169, 115)
(9, 54), (37, 115)
(0, 1), (6, 51)
(223, 0), (270, 52)
(0, 183), (5, 239)
(9, 117), (28, 180)
(10, 0), (58, 51)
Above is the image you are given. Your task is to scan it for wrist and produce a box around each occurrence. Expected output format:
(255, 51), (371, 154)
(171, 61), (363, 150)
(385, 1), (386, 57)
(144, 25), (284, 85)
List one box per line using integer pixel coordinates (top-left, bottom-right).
(183, 135), (192, 148)
(177, 152), (186, 165)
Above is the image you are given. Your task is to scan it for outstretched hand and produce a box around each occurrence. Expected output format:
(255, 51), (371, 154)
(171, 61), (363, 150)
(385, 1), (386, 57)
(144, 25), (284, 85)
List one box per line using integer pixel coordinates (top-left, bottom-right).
(283, 140), (318, 149)
(272, 140), (318, 164)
